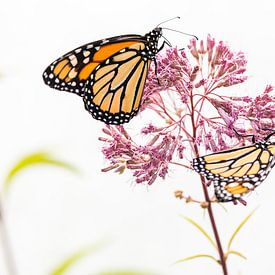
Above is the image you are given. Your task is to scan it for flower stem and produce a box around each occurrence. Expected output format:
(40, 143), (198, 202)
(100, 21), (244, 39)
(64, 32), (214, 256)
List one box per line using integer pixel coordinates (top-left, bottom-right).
(199, 175), (228, 275)
(193, 142), (228, 274)
(190, 90), (228, 275)
(0, 199), (18, 275)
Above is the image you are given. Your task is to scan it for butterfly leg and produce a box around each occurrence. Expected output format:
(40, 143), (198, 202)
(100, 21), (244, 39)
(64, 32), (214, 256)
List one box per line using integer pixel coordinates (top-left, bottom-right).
(263, 129), (275, 140)
(157, 40), (171, 53)
(233, 128), (255, 143)
(153, 58), (160, 85)
(154, 41), (172, 85)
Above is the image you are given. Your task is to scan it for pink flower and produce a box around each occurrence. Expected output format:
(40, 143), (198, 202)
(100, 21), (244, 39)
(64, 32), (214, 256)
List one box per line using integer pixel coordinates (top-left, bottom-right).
(189, 35), (248, 93)
(140, 48), (193, 111)
(99, 35), (275, 187)
(100, 126), (180, 185)
(209, 85), (275, 139)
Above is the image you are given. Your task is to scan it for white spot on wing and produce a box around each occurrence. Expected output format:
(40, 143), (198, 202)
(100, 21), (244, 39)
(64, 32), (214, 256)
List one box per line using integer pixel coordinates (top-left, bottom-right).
(243, 182), (254, 189)
(70, 58), (77, 66)
(83, 50), (90, 57)
(101, 39), (109, 44)
(83, 57), (90, 64)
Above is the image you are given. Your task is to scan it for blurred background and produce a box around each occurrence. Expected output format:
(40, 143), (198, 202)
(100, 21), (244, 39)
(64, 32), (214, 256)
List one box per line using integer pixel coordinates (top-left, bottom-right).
(1, 0), (275, 274)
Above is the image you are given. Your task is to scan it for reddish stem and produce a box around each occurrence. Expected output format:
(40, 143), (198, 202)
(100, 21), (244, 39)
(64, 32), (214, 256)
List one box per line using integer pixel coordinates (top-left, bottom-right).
(196, 166), (228, 275)
(190, 90), (228, 275)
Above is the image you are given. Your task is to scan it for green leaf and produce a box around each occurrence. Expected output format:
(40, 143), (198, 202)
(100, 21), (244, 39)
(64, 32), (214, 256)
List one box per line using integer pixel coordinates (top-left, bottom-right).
(227, 209), (257, 251)
(51, 243), (105, 275)
(4, 151), (79, 191)
(180, 216), (217, 250)
(226, 250), (247, 260)
(175, 254), (218, 265)
(98, 271), (155, 275)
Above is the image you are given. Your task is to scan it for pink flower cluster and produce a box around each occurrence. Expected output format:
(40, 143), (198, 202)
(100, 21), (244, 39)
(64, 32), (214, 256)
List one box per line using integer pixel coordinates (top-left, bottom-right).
(210, 85), (275, 139)
(188, 35), (248, 92)
(99, 35), (275, 185)
(99, 126), (179, 184)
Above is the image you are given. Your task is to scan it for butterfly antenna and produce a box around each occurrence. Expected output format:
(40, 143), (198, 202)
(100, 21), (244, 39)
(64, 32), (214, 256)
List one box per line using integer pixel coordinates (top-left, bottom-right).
(162, 27), (198, 40)
(157, 16), (180, 27)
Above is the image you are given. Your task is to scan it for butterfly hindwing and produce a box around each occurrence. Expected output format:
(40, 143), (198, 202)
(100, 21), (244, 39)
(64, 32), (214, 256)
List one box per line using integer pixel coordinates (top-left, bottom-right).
(82, 44), (151, 124)
(214, 153), (275, 202)
(214, 180), (254, 202)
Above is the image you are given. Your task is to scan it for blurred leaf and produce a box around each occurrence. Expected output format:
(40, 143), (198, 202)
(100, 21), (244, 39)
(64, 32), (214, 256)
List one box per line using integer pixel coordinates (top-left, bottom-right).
(98, 271), (155, 275)
(180, 216), (217, 250)
(51, 243), (105, 275)
(227, 209), (256, 251)
(226, 250), (247, 260)
(4, 151), (79, 191)
(175, 254), (218, 264)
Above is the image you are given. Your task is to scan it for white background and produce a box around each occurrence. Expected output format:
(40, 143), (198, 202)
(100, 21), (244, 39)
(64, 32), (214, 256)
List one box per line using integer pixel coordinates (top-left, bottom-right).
(1, 0), (275, 274)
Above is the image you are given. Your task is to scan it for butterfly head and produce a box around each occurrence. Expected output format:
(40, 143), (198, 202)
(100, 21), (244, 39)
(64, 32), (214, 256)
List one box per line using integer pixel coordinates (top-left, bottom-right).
(153, 27), (163, 37)
(144, 28), (162, 58)
(145, 28), (162, 41)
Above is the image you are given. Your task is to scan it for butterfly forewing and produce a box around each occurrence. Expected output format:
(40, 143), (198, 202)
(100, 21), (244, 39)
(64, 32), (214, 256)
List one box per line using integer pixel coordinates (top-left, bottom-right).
(193, 141), (275, 202)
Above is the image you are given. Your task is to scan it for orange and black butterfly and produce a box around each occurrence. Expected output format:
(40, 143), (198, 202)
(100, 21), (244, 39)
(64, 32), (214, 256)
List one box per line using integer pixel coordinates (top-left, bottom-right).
(42, 27), (165, 124)
(193, 131), (275, 202)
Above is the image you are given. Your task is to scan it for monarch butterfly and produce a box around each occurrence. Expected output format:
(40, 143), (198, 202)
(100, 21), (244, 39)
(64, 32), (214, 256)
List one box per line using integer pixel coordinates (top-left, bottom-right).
(42, 26), (166, 125)
(193, 131), (275, 202)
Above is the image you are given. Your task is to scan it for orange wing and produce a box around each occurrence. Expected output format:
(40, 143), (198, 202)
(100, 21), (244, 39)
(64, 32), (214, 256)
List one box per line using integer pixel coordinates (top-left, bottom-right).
(44, 40), (151, 124)
(193, 144), (272, 181)
(193, 143), (275, 202)
(43, 28), (163, 124)
(43, 38), (145, 97)
(83, 42), (150, 124)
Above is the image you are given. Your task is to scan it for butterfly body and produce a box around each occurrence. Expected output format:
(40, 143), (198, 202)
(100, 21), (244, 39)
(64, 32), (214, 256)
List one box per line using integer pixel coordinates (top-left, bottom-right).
(43, 28), (163, 124)
(193, 135), (275, 202)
